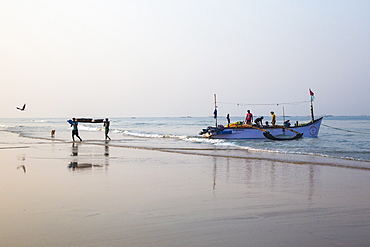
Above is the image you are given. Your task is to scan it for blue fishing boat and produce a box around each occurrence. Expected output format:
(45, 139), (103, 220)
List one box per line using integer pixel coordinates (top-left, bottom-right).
(199, 92), (322, 140)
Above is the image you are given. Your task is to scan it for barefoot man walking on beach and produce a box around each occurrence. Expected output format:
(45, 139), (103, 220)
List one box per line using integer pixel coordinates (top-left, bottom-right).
(104, 118), (111, 141)
(71, 118), (82, 142)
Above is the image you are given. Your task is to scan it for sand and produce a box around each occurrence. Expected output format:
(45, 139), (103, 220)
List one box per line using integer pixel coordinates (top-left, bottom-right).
(1, 131), (370, 247)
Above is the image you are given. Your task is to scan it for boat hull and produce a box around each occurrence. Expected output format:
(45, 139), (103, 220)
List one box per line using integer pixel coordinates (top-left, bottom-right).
(202, 118), (323, 139)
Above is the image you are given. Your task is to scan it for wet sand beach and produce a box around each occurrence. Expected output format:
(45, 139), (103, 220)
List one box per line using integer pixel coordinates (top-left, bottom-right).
(1, 131), (370, 247)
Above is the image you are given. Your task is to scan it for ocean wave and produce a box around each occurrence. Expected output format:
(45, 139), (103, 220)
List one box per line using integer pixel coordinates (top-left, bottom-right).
(120, 129), (224, 144)
(0, 124), (15, 129)
(78, 125), (103, 132)
(118, 130), (232, 152)
(184, 137), (224, 144)
(30, 120), (48, 123)
(122, 130), (168, 139)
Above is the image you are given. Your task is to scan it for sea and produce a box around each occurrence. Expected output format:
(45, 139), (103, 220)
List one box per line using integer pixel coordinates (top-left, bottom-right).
(1, 116), (370, 169)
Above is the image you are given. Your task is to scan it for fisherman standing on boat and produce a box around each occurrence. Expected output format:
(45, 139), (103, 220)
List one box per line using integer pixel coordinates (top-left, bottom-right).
(245, 110), (253, 124)
(226, 114), (230, 127)
(270, 111), (276, 126)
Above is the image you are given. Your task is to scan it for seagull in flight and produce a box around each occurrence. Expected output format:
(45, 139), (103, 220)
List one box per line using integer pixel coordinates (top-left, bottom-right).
(16, 103), (26, 111)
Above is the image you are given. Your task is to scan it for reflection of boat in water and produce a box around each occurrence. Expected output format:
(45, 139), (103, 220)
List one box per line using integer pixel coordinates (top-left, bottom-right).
(199, 93), (322, 140)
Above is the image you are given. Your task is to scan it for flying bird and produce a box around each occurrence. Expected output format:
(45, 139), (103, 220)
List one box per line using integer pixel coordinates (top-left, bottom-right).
(16, 104), (26, 111)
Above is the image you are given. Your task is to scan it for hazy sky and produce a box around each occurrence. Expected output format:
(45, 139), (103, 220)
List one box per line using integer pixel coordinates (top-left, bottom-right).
(1, 0), (369, 118)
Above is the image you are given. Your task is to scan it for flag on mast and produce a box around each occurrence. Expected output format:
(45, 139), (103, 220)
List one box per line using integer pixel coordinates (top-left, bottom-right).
(309, 89), (315, 101)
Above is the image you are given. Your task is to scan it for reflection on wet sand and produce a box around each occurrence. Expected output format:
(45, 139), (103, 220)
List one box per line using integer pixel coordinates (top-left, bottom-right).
(308, 165), (315, 200)
(72, 143), (78, 156)
(270, 163), (276, 188)
(69, 142), (110, 172)
(68, 162), (103, 171)
(104, 142), (109, 157)
(211, 156), (317, 200)
(212, 158), (216, 190)
(16, 154), (26, 173)
(104, 144), (109, 168)
(17, 165), (26, 173)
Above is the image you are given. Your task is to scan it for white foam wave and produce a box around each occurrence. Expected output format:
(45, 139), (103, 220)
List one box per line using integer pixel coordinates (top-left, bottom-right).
(184, 137), (225, 144)
(0, 124), (14, 129)
(31, 120), (48, 123)
(121, 130), (235, 150)
(74, 125), (102, 132)
(122, 130), (168, 139)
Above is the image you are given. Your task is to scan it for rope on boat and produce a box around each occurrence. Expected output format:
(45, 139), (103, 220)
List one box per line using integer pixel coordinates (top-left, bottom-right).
(280, 126), (301, 135)
(248, 125), (267, 132)
(322, 124), (370, 135)
(218, 100), (311, 106)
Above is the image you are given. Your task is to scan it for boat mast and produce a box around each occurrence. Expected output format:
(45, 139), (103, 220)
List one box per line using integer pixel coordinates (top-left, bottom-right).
(282, 106), (286, 134)
(309, 89), (315, 122)
(310, 99), (314, 122)
(214, 94), (218, 127)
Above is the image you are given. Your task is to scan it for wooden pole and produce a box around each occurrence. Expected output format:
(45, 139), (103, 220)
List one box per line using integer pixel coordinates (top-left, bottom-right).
(214, 94), (217, 127)
(282, 106), (286, 134)
(310, 100), (315, 122)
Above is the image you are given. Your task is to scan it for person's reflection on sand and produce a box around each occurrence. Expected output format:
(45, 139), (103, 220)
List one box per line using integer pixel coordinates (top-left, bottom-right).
(68, 162), (93, 171)
(17, 165), (26, 173)
(308, 165), (315, 200)
(104, 141), (109, 157)
(213, 157), (217, 191)
(104, 142), (110, 169)
(72, 143), (78, 156)
(68, 162), (78, 170)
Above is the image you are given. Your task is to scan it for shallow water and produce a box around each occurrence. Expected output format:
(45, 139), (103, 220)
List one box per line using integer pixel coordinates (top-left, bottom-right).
(1, 116), (370, 168)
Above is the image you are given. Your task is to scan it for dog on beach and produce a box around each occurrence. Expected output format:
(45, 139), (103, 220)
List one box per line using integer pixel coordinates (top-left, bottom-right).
(51, 130), (55, 138)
